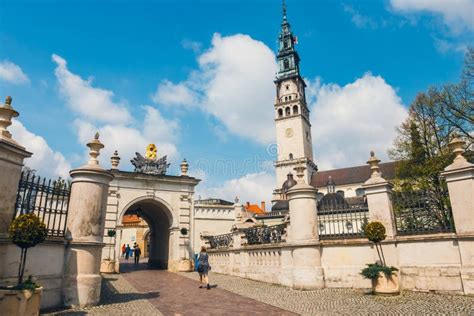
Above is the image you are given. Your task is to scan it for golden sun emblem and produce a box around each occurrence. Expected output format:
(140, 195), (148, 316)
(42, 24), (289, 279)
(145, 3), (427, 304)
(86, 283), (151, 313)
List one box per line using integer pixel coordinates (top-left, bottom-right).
(145, 144), (157, 160)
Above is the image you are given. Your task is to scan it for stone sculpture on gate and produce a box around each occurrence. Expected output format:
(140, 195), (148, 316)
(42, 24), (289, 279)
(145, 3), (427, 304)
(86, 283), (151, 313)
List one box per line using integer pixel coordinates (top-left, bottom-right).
(131, 144), (170, 175)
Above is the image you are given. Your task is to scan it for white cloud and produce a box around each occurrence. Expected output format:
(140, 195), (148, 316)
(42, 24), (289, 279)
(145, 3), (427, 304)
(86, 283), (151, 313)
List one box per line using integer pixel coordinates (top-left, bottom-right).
(390, 0), (474, 33)
(181, 39), (202, 53)
(72, 107), (179, 169)
(0, 60), (30, 84)
(343, 5), (380, 29)
(152, 33), (277, 144)
(151, 80), (200, 108)
(196, 171), (275, 206)
(52, 54), (132, 124)
(433, 37), (469, 54)
(309, 73), (407, 170)
(10, 120), (71, 178)
(53, 54), (179, 169)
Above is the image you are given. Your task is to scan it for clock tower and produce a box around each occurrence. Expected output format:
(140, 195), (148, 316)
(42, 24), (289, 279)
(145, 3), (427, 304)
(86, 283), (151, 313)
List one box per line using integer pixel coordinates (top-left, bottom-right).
(273, 1), (317, 196)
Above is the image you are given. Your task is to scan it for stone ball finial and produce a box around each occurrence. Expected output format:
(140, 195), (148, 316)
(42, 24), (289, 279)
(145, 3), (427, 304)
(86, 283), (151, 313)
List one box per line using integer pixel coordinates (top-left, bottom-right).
(367, 150), (381, 178)
(5, 96), (12, 108)
(448, 134), (467, 163)
(86, 131), (104, 166)
(294, 165), (306, 184)
(0, 95), (19, 140)
(111, 150), (121, 170)
(180, 158), (189, 176)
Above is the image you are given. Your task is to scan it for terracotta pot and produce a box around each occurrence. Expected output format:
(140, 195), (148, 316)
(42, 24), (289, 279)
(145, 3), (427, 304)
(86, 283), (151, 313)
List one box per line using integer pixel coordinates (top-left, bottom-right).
(372, 272), (400, 295)
(178, 259), (193, 272)
(0, 286), (43, 316)
(100, 259), (116, 274)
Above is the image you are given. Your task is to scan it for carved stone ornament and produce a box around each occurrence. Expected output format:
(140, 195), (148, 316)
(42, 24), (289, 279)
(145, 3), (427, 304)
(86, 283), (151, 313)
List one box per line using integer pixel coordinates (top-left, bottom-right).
(131, 144), (170, 175)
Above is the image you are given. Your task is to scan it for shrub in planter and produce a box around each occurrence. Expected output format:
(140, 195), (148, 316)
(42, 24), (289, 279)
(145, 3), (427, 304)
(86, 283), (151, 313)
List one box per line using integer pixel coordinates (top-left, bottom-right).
(8, 213), (48, 286)
(361, 221), (399, 295)
(1, 213), (47, 315)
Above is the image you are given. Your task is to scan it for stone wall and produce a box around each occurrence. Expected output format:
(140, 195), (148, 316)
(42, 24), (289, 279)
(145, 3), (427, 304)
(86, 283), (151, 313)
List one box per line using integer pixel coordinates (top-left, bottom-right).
(0, 239), (67, 309)
(208, 234), (471, 295)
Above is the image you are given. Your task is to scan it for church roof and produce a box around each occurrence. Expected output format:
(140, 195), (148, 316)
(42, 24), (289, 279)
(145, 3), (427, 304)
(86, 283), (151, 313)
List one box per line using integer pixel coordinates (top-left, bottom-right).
(282, 173), (297, 192)
(311, 161), (398, 188)
(271, 200), (289, 212)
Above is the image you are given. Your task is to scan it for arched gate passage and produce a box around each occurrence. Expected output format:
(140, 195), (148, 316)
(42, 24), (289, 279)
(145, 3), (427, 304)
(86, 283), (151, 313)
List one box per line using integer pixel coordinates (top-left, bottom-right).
(101, 170), (200, 272)
(121, 199), (172, 269)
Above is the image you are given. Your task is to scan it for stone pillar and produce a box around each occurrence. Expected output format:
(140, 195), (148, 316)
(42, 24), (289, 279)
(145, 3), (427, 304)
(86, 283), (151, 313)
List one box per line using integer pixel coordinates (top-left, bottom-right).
(287, 165), (324, 290)
(63, 133), (113, 308)
(0, 96), (32, 280)
(0, 96), (32, 236)
(362, 151), (397, 238)
(441, 136), (474, 294)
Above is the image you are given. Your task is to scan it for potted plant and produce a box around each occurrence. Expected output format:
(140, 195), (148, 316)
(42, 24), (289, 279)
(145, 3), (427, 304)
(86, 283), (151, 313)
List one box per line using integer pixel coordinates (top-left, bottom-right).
(100, 229), (117, 274)
(361, 221), (399, 295)
(0, 213), (47, 315)
(178, 228), (192, 272)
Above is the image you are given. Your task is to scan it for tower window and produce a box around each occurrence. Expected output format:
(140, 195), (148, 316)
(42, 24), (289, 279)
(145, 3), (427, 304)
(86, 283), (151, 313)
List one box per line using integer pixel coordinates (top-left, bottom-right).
(293, 105), (298, 115)
(289, 95), (292, 100)
(285, 107), (291, 116)
(285, 96), (288, 101)
(284, 59), (289, 70)
(289, 153), (293, 160)
(286, 85), (289, 90)
(283, 40), (288, 48)
(278, 108), (283, 118)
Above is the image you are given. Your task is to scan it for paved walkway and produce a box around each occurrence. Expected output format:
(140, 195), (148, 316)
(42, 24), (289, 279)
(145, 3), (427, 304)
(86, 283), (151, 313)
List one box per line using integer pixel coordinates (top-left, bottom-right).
(44, 261), (474, 315)
(121, 262), (294, 315)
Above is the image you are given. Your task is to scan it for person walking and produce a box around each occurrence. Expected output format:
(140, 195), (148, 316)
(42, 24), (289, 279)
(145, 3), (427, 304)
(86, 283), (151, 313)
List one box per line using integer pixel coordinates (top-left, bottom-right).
(197, 246), (211, 290)
(134, 244), (141, 264)
(125, 244), (130, 260)
(121, 244), (126, 258)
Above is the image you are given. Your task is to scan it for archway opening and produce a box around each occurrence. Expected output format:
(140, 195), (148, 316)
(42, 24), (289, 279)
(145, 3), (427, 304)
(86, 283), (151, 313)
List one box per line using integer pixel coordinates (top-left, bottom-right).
(118, 199), (172, 270)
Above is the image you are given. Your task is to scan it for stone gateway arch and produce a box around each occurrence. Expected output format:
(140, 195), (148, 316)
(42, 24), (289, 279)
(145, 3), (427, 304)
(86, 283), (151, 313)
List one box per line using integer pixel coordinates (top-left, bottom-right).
(101, 153), (200, 273)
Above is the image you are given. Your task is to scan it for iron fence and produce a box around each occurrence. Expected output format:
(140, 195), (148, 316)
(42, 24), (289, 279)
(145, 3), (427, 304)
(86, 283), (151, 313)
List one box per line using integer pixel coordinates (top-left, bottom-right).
(244, 223), (287, 245)
(393, 189), (455, 235)
(208, 232), (234, 249)
(14, 171), (71, 237)
(317, 199), (369, 240)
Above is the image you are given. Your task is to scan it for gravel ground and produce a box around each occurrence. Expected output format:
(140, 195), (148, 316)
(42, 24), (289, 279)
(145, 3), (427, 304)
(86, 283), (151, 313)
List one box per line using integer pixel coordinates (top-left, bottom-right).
(178, 271), (474, 315)
(42, 274), (161, 316)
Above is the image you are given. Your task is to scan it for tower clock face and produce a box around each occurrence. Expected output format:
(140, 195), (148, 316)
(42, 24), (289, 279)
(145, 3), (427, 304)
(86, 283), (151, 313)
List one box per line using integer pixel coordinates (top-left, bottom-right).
(285, 128), (293, 138)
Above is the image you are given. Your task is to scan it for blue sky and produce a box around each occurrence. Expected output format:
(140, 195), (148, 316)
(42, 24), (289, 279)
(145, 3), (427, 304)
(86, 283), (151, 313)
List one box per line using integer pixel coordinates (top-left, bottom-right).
(1, 0), (472, 204)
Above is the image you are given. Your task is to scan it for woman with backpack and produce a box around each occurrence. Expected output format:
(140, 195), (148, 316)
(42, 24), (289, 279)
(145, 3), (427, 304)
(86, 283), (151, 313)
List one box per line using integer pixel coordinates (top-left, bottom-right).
(197, 246), (211, 290)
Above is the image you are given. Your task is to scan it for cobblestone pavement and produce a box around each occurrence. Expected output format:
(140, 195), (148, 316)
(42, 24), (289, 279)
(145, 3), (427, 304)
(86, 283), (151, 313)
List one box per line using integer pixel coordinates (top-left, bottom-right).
(179, 272), (474, 315)
(42, 273), (161, 315)
(121, 262), (294, 315)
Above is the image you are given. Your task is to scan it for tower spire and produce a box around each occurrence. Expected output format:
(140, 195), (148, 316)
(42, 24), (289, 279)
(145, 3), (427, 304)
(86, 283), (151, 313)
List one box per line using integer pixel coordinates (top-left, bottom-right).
(282, 0), (287, 22)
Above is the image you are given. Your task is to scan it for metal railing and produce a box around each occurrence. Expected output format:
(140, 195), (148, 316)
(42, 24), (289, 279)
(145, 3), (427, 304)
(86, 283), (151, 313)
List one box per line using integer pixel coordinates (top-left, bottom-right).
(317, 199), (369, 240)
(244, 223), (287, 245)
(393, 189), (455, 235)
(207, 232), (234, 249)
(14, 171), (71, 237)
